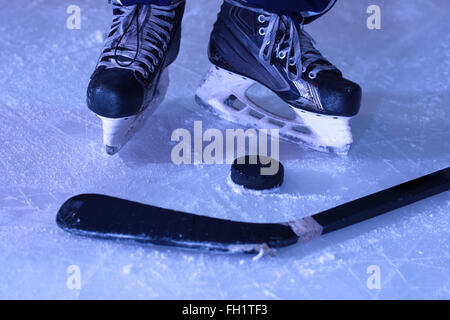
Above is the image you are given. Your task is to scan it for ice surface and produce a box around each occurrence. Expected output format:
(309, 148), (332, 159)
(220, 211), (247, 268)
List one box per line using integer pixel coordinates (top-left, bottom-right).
(0, 0), (449, 299)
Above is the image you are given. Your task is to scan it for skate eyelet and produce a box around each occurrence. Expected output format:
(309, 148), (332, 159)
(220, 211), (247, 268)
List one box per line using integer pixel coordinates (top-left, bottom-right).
(258, 15), (266, 23)
(159, 51), (163, 58)
(302, 66), (306, 72)
(258, 28), (266, 36)
(289, 59), (296, 66)
(143, 71), (149, 78)
(308, 71), (317, 79)
(278, 51), (286, 59)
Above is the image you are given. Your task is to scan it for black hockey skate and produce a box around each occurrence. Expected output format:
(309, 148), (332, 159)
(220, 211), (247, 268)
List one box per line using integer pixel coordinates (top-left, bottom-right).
(87, 0), (185, 155)
(196, 0), (362, 154)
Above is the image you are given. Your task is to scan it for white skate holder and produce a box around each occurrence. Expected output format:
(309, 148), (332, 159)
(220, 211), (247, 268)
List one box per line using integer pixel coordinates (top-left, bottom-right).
(196, 66), (353, 155)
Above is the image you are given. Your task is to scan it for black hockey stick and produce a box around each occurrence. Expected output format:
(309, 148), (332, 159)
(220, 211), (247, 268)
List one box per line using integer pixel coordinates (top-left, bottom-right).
(57, 167), (450, 253)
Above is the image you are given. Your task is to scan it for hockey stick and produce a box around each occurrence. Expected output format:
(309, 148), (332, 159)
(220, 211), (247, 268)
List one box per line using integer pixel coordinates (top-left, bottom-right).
(57, 167), (450, 253)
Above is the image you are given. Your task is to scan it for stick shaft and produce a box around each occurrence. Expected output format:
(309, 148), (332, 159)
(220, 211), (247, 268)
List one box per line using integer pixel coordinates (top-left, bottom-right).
(312, 167), (450, 234)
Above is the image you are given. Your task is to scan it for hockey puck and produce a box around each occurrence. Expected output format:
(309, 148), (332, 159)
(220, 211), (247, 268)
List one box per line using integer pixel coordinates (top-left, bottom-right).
(230, 155), (284, 191)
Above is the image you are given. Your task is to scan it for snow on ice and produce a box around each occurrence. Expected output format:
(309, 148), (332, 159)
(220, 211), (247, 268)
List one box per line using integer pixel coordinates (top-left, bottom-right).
(0, 0), (449, 299)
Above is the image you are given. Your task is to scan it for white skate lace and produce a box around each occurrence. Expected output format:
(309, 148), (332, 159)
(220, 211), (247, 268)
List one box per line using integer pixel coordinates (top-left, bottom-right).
(97, 0), (177, 79)
(258, 14), (340, 81)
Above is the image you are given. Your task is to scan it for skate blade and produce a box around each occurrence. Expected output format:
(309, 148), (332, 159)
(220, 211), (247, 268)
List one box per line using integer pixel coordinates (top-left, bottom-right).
(99, 114), (140, 155)
(98, 69), (170, 155)
(195, 66), (353, 155)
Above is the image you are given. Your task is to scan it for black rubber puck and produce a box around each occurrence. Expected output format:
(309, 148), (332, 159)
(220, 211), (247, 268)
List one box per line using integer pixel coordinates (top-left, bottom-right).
(230, 155), (284, 191)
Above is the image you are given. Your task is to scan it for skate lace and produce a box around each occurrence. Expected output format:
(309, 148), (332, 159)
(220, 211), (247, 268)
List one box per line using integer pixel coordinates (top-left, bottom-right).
(98, 1), (176, 79)
(258, 14), (340, 81)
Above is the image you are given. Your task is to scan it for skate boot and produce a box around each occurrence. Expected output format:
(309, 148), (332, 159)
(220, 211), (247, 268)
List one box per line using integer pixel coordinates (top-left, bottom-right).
(87, 0), (185, 155)
(196, 0), (361, 154)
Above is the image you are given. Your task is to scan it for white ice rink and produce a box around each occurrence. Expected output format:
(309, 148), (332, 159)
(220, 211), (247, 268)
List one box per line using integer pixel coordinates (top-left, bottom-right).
(0, 0), (449, 299)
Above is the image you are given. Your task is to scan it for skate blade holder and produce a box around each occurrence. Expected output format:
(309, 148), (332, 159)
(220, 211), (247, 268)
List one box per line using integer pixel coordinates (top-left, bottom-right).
(196, 66), (353, 155)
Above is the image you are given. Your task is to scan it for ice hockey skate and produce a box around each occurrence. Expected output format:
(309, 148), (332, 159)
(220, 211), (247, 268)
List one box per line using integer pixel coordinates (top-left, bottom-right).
(87, 0), (185, 155)
(196, 0), (361, 154)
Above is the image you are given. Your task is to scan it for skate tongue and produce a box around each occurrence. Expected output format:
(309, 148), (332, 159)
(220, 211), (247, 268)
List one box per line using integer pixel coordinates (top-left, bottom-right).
(299, 30), (341, 78)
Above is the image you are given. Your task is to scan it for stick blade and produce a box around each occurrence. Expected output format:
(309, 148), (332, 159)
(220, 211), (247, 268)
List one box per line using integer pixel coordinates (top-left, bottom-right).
(56, 194), (299, 253)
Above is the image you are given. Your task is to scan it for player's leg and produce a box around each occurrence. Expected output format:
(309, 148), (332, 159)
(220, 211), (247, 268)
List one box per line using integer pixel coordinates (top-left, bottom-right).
(120, 0), (174, 4)
(245, 0), (336, 20)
